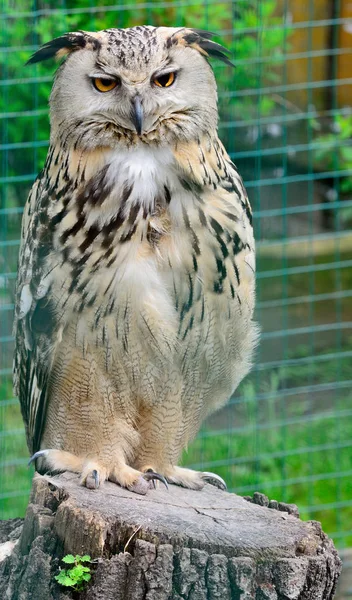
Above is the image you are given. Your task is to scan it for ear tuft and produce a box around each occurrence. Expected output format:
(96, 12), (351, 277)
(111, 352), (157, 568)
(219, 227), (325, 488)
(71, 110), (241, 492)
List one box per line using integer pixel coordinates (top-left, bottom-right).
(195, 37), (234, 67)
(190, 29), (214, 41)
(26, 31), (100, 65)
(174, 29), (234, 67)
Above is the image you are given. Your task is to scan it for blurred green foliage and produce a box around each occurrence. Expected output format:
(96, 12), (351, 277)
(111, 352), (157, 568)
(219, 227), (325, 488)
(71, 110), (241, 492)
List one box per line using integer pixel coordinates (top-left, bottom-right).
(313, 112), (352, 226)
(314, 113), (352, 192)
(0, 0), (289, 206)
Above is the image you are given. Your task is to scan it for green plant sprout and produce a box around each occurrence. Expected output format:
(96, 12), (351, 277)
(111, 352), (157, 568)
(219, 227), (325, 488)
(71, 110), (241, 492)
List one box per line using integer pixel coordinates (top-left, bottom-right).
(55, 554), (92, 593)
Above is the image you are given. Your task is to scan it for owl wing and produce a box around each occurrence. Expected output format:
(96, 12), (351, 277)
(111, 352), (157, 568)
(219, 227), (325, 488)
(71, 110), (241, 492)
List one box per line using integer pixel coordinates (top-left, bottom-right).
(13, 175), (58, 454)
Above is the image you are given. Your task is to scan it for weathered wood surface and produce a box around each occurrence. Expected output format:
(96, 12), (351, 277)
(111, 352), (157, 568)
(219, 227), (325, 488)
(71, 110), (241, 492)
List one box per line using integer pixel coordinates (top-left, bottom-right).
(0, 472), (342, 599)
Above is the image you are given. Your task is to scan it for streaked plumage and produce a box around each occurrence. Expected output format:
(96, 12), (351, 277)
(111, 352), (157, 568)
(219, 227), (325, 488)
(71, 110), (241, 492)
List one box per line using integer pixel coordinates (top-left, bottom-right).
(13, 26), (257, 493)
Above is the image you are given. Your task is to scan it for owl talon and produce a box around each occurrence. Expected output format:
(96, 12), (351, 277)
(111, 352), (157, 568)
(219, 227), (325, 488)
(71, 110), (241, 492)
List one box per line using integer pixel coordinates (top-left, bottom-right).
(93, 469), (100, 488)
(85, 469), (100, 489)
(143, 470), (169, 490)
(202, 471), (227, 491)
(144, 468), (157, 489)
(28, 449), (49, 467)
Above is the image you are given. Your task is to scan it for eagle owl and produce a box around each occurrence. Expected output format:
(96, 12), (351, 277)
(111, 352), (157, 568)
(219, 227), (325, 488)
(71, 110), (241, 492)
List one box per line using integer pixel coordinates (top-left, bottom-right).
(13, 26), (257, 494)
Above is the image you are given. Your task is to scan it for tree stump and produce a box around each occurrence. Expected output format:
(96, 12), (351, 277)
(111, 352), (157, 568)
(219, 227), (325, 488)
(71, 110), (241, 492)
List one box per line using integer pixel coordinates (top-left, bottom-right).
(0, 472), (341, 599)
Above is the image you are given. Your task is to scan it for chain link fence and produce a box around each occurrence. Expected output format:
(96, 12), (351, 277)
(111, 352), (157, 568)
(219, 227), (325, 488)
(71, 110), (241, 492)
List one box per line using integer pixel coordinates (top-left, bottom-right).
(1, 0), (351, 548)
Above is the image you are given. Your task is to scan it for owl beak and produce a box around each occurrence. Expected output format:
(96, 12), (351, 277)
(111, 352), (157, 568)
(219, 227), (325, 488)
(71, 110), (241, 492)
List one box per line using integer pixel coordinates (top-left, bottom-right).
(131, 95), (143, 135)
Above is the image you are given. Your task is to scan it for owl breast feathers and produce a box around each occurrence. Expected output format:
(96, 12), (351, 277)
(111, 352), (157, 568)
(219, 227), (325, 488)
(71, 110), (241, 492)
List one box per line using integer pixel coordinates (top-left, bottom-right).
(13, 26), (258, 494)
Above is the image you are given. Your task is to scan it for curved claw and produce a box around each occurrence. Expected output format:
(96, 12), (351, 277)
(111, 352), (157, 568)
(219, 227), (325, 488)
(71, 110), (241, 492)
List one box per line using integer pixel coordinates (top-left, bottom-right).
(85, 469), (100, 490)
(93, 469), (100, 489)
(28, 449), (49, 467)
(143, 470), (169, 490)
(202, 471), (227, 491)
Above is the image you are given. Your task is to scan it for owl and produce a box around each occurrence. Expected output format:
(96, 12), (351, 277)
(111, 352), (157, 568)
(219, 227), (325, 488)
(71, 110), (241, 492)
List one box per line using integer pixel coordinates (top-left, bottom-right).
(13, 26), (257, 495)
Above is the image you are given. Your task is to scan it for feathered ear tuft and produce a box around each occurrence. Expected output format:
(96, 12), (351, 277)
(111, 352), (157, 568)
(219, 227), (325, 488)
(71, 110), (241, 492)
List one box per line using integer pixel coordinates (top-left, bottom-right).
(26, 31), (101, 65)
(174, 29), (234, 67)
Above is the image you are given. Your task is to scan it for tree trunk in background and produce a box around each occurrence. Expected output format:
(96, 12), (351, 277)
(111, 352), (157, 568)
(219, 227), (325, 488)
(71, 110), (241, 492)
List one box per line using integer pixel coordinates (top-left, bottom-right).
(275, 0), (351, 111)
(337, 0), (352, 107)
(0, 473), (342, 599)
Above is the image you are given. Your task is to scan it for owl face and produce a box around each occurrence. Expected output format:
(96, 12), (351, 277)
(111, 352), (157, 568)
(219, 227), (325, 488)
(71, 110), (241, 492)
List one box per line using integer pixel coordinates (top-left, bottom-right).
(28, 26), (232, 148)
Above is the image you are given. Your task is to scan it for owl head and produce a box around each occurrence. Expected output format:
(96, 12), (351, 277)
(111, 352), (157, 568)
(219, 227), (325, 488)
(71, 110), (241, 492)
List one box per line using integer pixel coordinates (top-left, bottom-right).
(27, 26), (232, 148)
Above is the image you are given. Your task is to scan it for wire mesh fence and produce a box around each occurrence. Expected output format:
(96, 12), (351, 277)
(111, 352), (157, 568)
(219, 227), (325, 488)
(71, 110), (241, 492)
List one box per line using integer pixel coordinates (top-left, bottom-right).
(0, 0), (351, 548)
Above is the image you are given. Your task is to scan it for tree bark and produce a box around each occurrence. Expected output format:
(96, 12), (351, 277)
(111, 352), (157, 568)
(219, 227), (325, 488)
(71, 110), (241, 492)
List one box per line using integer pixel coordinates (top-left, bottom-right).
(0, 473), (342, 599)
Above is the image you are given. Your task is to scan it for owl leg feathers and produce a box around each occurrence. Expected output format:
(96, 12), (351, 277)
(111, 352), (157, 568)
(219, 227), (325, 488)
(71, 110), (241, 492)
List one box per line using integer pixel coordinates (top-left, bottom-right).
(134, 401), (182, 475)
(134, 403), (227, 491)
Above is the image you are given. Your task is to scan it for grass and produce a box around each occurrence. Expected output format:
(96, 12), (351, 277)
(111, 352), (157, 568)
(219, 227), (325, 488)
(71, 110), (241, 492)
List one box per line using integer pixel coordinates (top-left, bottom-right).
(0, 377), (33, 519)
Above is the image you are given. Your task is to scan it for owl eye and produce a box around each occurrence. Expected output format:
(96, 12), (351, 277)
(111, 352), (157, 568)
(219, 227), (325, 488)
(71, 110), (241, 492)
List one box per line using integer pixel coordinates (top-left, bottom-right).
(92, 77), (119, 92)
(152, 72), (176, 88)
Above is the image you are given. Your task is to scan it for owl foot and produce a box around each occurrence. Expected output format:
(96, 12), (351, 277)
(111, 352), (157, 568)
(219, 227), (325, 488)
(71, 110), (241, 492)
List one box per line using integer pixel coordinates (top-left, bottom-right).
(165, 466), (227, 491)
(28, 448), (84, 472)
(108, 464), (167, 495)
(122, 470), (168, 495)
(29, 449), (106, 489)
(28, 450), (168, 495)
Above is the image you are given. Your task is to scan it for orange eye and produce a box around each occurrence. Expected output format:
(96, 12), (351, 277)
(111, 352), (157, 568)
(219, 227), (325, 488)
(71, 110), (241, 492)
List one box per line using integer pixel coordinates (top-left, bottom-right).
(93, 77), (118, 92)
(153, 72), (176, 88)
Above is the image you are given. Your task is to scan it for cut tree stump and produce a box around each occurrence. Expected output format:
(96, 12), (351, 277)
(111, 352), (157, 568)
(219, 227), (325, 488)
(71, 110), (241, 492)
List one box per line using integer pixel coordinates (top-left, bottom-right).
(0, 472), (342, 599)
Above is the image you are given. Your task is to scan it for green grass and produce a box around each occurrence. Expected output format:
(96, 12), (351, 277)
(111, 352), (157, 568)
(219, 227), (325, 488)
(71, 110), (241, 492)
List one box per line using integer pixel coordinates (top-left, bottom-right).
(0, 380), (34, 519)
